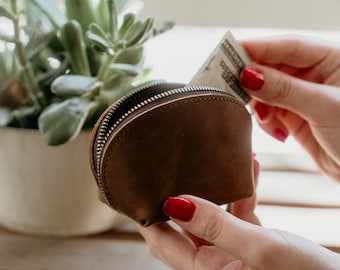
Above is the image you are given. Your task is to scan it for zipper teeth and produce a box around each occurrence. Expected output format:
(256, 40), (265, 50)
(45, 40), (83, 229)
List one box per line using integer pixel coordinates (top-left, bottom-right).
(95, 84), (230, 195)
(94, 81), (169, 194)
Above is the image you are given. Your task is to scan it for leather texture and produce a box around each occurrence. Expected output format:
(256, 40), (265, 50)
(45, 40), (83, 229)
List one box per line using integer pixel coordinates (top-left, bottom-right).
(90, 88), (254, 226)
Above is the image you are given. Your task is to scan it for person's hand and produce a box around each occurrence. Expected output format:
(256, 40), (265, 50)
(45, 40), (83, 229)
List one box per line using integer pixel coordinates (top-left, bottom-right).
(137, 149), (340, 270)
(138, 165), (340, 270)
(137, 158), (262, 269)
(137, 159), (334, 270)
(138, 195), (340, 270)
(240, 37), (340, 180)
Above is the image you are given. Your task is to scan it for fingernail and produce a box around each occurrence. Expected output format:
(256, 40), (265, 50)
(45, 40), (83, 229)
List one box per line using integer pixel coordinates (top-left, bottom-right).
(252, 152), (257, 159)
(273, 128), (288, 142)
(240, 66), (264, 91)
(163, 197), (196, 222)
(254, 101), (268, 120)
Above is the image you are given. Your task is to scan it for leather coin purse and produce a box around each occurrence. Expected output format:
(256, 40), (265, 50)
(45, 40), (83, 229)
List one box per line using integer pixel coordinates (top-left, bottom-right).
(89, 82), (254, 226)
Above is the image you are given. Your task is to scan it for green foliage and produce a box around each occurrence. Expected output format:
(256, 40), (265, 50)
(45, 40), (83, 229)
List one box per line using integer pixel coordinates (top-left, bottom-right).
(59, 20), (91, 76)
(0, 0), (160, 145)
(51, 75), (99, 97)
(38, 97), (94, 145)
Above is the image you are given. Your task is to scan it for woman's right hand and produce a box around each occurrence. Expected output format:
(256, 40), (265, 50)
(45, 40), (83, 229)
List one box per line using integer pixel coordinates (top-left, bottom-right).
(240, 37), (340, 180)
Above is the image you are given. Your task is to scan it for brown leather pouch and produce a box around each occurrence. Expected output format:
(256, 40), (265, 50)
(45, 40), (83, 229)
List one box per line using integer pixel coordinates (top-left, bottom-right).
(89, 82), (254, 226)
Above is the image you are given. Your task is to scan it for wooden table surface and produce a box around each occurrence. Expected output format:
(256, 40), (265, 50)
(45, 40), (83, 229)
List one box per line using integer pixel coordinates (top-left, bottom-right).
(0, 221), (170, 270)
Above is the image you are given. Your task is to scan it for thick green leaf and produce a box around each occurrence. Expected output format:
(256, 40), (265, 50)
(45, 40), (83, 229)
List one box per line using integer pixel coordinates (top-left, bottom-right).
(124, 17), (154, 47)
(107, 63), (141, 76)
(123, 21), (142, 43)
(38, 98), (92, 145)
(88, 23), (111, 43)
(51, 75), (99, 97)
(118, 13), (135, 38)
(60, 20), (91, 75)
(65, 0), (96, 31)
(135, 18), (154, 45)
(96, 0), (109, 31)
(107, 0), (118, 41)
(86, 32), (113, 54)
(0, 107), (11, 126)
(115, 45), (143, 65)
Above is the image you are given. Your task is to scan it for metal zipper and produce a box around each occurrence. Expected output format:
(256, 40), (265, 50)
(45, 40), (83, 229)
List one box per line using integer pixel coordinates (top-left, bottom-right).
(93, 82), (237, 200)
(94, 81), (172, 172)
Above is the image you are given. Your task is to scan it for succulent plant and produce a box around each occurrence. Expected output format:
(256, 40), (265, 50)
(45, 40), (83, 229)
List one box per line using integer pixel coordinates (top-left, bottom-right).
(0, 0), (164, 145)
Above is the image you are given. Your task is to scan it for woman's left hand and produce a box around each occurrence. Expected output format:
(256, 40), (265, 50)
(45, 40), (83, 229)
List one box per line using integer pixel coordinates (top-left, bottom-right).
(137, 159), (340, 269)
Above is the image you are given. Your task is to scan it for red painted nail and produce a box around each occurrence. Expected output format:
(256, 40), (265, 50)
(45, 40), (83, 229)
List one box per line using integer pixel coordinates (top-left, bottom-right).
(252, 152), (257, 159)
(254, 102), (268, 121)
(273, 128), (288, 142)
(163, 197), (196, 222)
(240, 66), (264, 91)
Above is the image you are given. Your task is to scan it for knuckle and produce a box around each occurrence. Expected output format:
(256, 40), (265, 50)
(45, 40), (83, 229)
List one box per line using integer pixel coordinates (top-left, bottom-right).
(200, 212), (224, 242)
(272, 75), (292, 103)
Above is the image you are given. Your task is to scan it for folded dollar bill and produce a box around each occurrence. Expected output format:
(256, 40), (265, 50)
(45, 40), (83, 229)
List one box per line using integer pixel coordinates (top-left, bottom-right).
(189, 31), (252, 104)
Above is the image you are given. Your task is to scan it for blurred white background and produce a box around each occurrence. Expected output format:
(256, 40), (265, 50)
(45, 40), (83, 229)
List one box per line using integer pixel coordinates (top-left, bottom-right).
(140, 0), (340, 30)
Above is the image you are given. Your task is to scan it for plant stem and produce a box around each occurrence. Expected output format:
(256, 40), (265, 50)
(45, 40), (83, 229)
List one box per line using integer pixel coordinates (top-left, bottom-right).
(0, 33), (16, 43)
(97, 54), (116, 82)
(11, 0), (47, 109)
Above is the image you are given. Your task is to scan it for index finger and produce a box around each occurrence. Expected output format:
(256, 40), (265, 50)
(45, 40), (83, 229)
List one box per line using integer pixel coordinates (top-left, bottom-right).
(242, 37), (333, 68)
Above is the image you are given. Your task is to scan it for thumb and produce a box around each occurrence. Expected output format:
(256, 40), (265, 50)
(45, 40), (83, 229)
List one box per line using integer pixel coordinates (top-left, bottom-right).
(240, 65), (338, 121)
(229, 158), (261, 225)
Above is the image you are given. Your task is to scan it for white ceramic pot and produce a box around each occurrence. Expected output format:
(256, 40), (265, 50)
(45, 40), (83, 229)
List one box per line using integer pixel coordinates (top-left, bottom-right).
(0, 127), (124, 236)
